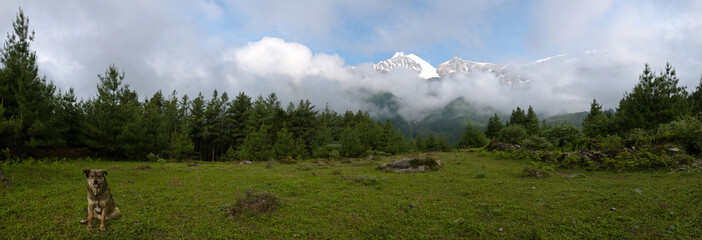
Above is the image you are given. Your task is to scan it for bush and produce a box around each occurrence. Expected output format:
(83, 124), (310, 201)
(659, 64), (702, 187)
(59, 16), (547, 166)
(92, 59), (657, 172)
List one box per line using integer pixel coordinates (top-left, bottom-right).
(498, 125), (527, 144)
(146, 153), (159, 162)
(558, 153), (582, 169)
(522, 162), (552, 178)
(624, 128), (649, 141)
(657, 117), (702, 154)
(600, 135), (624, 152)
(522, 136), (552, 150)
(542, 123), (581, 147)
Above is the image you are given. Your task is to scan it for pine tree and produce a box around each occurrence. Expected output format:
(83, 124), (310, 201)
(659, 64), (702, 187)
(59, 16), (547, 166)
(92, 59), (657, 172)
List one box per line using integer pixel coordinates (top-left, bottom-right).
(273, 127), (304, 160)
(143, 91), (168, 156)
(225, 92), (252, 152)
(525, 106), (540, 135)
(340, 126), (364, 157)
(204, 90), (227, 161)
(287, 99), (317, 156)
(55, 89), (82, 148)
(238, 125), (272, 161)
(458, 124), (487, 149)
(0, 8), (57, 155)
(438, 136), (451, 152)
(414, 134), (424, 152)
(83, 64), (142, 159)
(189, 93), (206, 160)
(508, 107), (529, 127)
(617, 63), (689, 131)
(424, 134), (439, 152)
(582, 99), (611, 137)
(484, 113), (503, 139)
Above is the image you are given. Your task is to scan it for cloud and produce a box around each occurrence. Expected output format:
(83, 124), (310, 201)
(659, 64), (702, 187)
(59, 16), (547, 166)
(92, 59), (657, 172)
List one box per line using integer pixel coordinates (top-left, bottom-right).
(1, 0), (701, 121)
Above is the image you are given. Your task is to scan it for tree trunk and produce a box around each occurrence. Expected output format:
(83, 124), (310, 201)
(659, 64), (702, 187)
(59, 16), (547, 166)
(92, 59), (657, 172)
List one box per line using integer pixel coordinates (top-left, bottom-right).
(0, 164), (9, 187)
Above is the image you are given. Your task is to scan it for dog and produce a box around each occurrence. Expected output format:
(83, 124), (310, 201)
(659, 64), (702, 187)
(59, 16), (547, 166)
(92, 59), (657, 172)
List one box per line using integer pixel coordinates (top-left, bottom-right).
(80, 169), (120, 231)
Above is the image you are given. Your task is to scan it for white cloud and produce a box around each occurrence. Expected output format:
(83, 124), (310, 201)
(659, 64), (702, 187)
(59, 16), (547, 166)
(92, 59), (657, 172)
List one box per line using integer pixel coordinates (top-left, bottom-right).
(1, 0), (700, 120)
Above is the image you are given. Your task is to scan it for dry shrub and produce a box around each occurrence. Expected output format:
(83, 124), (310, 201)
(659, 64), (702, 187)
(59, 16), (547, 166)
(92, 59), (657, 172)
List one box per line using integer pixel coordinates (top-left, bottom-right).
(224, 190), (280, 218)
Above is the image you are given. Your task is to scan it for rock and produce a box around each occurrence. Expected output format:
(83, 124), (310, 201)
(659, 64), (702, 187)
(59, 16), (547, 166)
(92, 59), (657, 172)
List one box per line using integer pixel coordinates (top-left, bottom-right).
(669, 225), (675, 230)
(378, 158), (442, 173)
(635, 188), (642, 194)
(668, 148), (681, 153)
(498, 228), (503, 232)
(610, 207), (616, 211)
(238, 161), (253, 165)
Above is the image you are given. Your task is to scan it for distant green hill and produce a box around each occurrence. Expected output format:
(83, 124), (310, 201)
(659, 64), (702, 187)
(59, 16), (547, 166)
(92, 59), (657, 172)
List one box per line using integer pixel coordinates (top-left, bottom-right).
(371, 93), (589, 144)
(371, 94), (498, 144)
(543, 111), (588, 127)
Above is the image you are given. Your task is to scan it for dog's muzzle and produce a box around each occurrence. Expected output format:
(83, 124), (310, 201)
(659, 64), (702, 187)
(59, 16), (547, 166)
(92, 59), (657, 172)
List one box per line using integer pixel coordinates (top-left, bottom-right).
(93, 180), (99, 188)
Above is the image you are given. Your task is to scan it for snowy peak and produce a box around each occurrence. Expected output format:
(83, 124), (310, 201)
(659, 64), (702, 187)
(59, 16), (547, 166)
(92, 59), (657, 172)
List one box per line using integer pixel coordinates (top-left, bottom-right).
(374, 52), (439, 79)
(437, 58), (502, 78)
(437, 57), (527, 86)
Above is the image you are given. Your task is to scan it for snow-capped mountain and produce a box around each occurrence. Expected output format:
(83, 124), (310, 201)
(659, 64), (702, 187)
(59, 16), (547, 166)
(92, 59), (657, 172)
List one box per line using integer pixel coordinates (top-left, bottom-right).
(374, 52), (439, 79)
(373, 52), (528, 86)
(372, 50), (611, 87)
(436, 57), (528, 86)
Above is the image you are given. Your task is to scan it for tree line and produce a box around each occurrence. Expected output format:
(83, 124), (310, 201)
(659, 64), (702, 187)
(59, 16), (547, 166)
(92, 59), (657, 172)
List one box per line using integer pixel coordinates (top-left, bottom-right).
(457, 61), (702, 167)
(2, 9), (702, 164)
(0, 9), (427, 161)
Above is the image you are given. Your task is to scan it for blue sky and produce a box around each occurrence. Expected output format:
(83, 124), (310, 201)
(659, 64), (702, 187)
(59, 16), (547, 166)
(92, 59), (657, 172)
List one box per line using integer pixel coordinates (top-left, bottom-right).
(204, 0), (537, 65)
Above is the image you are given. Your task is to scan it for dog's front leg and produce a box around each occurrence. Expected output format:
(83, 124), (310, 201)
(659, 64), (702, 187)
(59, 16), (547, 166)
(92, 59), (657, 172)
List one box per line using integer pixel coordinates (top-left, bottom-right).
(83, 204), (95, 230)
(100, 208), (107, 231)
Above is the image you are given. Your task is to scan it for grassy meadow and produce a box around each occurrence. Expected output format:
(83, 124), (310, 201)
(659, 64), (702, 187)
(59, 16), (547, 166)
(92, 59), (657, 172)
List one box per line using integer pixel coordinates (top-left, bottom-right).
(1, 152), (701, 239)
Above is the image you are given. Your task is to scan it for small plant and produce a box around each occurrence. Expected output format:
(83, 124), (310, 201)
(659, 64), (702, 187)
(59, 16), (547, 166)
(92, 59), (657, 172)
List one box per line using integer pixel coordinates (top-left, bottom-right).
(223, 190), (280, 219)
(146, 153), (160, 162)
(523, 162), (552, 178)
(475, 173), (487, 179)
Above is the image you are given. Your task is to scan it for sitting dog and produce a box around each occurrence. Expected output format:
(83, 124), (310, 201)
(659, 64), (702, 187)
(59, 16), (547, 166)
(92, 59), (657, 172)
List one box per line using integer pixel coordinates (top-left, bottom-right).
(80, 169), (120, 231)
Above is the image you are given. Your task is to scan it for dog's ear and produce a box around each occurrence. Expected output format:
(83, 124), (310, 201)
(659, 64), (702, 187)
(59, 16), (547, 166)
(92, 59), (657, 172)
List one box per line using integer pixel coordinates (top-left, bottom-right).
(101, 170), (108, 176)
(83, 169), (91, 178)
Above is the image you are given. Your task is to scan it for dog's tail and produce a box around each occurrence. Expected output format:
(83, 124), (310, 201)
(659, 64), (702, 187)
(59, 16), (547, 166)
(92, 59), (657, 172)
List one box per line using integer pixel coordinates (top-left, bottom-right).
(105, 207), (121, 220)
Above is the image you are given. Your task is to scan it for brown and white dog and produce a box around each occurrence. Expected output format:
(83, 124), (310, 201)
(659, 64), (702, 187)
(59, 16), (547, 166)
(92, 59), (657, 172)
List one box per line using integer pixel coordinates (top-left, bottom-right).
(80, 169), (120, 231)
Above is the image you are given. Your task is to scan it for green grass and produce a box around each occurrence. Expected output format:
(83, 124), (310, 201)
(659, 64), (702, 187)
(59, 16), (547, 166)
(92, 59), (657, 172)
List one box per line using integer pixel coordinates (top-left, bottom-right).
(1, 153), (701, 239)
